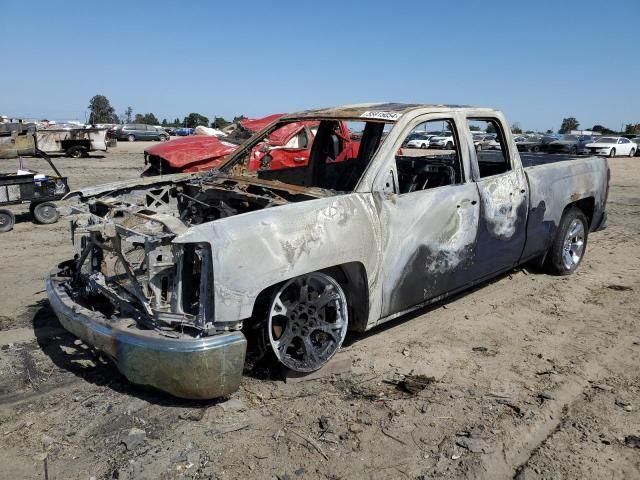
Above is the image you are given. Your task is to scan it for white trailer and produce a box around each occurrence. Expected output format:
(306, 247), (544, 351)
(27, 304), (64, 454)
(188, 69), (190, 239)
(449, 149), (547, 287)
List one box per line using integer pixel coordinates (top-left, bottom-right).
(36, 128), (108, 158)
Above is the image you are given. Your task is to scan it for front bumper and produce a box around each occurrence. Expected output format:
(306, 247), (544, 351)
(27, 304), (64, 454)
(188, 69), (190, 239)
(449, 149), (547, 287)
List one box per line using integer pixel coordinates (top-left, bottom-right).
(46, 272), (247, 399)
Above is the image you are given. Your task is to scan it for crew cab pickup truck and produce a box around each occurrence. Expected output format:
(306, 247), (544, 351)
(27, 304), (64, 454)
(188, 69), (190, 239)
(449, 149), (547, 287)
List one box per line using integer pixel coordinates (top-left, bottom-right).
(46, 103), (609, 399)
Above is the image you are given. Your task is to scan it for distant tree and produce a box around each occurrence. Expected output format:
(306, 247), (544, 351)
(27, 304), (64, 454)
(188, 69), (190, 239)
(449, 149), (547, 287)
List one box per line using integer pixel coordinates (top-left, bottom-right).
(485, 123), (496, 134)
(624, 123), (640, 134)
(511, 122), (523, 134)
(138, 113), (159, 125)
(211, 116), (231, 128)
(469, 125), (480, 131)
(232, 115), (247, 123)
(559, 117), (579, 134)
(88, 95), (117, 124)
(124, 106), (133, 124)
(174, 117), (181, 126)
(546, 129), (553, 134)
(183, 113), (209, 128)
(161, 119), (168, 126)
(132, 113), (158, 125)
(525, 130), (534, 134)
(592, 124), (616, 134)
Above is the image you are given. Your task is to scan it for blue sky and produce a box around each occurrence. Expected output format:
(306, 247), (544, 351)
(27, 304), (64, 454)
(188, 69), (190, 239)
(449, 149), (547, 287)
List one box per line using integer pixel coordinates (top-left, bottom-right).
(1, 0), (638, 131)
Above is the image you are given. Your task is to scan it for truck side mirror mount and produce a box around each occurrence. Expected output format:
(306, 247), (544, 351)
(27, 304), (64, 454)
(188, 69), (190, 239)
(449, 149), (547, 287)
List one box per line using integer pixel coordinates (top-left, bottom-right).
(381, 169), (397, 198)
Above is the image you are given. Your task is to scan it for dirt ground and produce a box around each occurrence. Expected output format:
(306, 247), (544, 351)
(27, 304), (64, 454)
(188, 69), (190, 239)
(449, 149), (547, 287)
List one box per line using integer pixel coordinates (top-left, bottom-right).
(0, 142), (639, 480)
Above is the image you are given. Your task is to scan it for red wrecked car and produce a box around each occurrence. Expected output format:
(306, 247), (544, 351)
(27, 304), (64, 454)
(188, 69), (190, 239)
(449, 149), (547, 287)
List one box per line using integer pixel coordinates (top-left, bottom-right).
(143, 114), (358, 176)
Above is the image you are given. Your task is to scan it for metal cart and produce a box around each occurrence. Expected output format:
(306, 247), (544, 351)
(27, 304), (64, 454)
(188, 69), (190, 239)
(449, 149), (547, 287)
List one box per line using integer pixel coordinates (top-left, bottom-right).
(0, 151), (70, 232)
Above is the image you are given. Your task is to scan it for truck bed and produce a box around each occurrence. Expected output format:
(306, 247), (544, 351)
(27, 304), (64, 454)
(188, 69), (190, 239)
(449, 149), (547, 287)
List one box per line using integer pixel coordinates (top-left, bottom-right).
(519, 152), (594, 167)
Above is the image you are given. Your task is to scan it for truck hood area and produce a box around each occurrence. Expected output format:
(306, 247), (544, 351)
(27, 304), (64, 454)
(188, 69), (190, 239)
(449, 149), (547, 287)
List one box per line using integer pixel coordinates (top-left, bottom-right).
(60, 174), (328, 336)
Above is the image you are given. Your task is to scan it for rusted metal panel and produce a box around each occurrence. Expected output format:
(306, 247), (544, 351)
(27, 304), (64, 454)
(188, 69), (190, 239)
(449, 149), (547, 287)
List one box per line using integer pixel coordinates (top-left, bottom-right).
(0, 125), (37, 158)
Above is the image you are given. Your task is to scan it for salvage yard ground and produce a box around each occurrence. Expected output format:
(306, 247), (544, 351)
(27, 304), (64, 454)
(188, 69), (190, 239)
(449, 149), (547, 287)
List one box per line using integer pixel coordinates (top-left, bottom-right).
(0, 143), (639, 479)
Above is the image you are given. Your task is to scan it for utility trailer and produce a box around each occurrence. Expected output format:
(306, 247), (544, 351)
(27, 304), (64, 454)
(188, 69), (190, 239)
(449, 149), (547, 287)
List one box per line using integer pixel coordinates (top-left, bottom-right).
(0, 152), (70, 232)
(36, 127), (108, 158)
(0, 121), (108, 158)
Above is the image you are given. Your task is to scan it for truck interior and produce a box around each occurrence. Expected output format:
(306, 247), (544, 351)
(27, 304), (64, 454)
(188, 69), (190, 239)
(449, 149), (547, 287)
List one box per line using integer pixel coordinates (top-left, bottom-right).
(225, 119), (388, 192)
(394, 119), (463, 193)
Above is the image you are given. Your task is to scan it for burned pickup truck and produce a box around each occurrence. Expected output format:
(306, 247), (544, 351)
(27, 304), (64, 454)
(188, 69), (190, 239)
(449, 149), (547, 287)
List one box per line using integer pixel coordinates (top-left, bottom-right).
(46, 103), (609, 399)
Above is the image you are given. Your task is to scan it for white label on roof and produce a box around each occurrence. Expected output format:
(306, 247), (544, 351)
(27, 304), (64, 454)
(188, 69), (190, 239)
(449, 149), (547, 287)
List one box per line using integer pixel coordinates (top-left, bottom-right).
(360, 111), (402, 121)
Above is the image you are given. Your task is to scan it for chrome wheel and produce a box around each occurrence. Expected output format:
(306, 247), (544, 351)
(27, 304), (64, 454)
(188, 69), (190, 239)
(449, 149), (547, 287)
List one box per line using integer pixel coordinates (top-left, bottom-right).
(268, 272), (348, 372)
(562, 219), (585, 270)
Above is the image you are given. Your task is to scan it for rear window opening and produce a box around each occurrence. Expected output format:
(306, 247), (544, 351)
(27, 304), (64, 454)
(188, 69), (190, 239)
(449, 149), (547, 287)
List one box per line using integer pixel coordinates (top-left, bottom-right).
(468, 118), (511, 178)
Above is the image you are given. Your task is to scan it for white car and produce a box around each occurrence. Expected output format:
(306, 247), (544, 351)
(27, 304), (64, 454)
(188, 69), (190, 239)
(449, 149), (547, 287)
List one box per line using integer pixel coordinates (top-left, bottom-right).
(429, 132), (455, 149)
(406, 135), (431, 149)
(585, 136), (637, 157)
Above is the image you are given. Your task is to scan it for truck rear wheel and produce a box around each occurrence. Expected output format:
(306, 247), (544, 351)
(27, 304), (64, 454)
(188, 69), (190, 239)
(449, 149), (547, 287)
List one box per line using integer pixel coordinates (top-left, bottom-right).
(265, 272), (349, 373)
(546, 207), (588, 275)
(0, 209), (15, 233)
(31, 202), (60, 224)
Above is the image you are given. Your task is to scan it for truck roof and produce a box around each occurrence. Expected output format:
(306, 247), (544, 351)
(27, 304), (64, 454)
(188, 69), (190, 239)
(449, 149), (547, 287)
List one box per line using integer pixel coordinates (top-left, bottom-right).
(282, 102), (498, 122)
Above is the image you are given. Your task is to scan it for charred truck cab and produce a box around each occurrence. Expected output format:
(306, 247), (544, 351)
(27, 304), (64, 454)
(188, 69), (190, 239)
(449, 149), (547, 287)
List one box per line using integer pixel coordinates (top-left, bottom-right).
(46, 103), (609, 399)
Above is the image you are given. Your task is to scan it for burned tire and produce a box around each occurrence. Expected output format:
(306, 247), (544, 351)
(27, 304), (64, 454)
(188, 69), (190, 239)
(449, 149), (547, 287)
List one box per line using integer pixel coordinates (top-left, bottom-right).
(31, 202), (59, 224)
(67, 146), (87, 158)
(546, 207), (588, 276)
(0, 209), (15, 233)
(265, 272), (348, 373)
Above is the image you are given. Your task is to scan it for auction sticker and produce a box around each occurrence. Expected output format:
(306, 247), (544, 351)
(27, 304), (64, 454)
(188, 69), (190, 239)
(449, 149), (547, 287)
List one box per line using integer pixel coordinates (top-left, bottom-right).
(360, 111), (403, 121)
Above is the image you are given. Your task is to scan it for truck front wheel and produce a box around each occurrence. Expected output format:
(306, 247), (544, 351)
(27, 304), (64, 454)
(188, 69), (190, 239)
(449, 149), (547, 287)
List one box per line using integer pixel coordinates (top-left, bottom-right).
(546, 207), (588, 275)
(265, 272), (349, 373)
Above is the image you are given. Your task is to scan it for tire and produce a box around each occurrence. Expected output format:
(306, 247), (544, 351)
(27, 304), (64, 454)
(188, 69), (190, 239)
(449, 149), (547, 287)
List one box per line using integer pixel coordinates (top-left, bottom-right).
(629, 148), (635, 157)
(0, 208), (15, 233)
(609, 148), (616, 158)
(532, 145), (540, 153)
(445, 141), (453, 150)
(128, 134), (136, 142)
(420, 143), (427, 149)
(161, 135), (169, 142)
(476, 144), (483, 151)
(264, 272), (349, 372)
(67, 146), (87, 158)
(545, 207), (588, 275)
(571, 146), (578, 155)
(31, 202), (59, 224)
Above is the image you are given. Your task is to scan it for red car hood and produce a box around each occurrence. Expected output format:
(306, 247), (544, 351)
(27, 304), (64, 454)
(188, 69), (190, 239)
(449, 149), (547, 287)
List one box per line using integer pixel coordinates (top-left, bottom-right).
(144, 114), (318, 172)
(145, 135), (237, 169)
